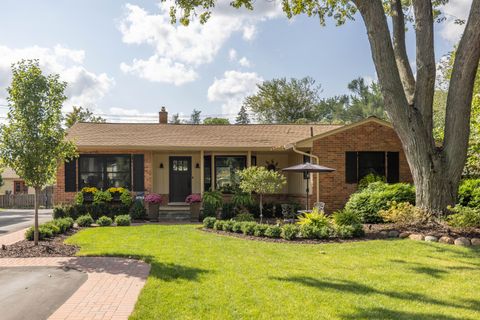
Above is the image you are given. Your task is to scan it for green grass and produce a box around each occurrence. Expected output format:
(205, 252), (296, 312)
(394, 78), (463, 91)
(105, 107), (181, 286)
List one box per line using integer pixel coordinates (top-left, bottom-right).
(66, 225), (480, 320)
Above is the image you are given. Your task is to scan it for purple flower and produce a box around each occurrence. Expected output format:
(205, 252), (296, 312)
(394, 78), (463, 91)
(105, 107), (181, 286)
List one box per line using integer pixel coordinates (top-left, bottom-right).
(185, 194), (201, 204)
(144, 193), (162, 204)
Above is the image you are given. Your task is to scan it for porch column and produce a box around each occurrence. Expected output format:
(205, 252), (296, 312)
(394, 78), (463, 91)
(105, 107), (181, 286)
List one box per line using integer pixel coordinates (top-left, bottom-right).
(211, 153), (215, 191)
(200, 150), (204, 195)
(247, 150), (252, 167)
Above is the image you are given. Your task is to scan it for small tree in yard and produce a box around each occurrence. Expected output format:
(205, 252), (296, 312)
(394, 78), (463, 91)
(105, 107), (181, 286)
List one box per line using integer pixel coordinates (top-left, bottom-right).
(0, 60), (77, 245)
(238, 166), (286, 222)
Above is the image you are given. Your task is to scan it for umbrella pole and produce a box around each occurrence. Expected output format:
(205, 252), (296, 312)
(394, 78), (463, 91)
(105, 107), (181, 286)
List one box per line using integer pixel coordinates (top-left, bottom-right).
(306, 173), (309, 210)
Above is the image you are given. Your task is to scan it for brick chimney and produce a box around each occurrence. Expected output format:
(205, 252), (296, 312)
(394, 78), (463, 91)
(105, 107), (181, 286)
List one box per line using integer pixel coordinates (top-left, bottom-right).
(159, 107), (168, 124)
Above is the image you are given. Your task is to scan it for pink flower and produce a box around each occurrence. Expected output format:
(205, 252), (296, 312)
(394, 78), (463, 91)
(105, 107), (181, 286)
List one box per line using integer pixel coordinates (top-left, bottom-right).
(185, 194), (201, 204)
(144, 193), (162, 204)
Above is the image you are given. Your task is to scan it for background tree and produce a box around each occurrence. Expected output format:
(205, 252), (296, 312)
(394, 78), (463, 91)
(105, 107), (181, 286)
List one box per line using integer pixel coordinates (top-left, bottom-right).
(236, 105), (250, 124)
(171, 0), (480, 214)
(171, 113), (182, 124)
(190, 109), (202, 124)
(238, 166), (286, 223)
(65, 106), (106, 128)
(345, 78), (385, 121)
(0, 60), (77, 244)
(203, 117), (230, 125)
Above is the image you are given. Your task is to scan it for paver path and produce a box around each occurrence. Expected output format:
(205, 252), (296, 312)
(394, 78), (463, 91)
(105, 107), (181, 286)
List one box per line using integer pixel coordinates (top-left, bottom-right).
(0, 257), (150, 320)
(0, 227), (28, 246)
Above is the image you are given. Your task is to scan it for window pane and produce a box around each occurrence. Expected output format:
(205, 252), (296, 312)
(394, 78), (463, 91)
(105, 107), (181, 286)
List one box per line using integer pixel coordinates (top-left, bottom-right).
(79, 157), (102, 172)
(79, 154), (132, 190)
(80, 173), (104, 189)
(358, 152), (385, 180)
(106, 156), (130, 173)
(215, 156), (246, 191)
(106, 172), (131, 189)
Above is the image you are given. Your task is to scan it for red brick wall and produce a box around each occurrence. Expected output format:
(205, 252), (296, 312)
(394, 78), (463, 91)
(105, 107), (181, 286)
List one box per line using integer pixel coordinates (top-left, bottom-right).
(310, 121), (413, 213)
(54, 149), (153, 205)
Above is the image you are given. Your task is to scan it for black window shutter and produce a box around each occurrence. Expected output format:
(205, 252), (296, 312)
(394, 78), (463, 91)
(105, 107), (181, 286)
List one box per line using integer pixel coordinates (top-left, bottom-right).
(387, 152), (400, 183)
(345, 152), (358, 183)
(64, 160), (77, 192)
(133, 154), (145, 191)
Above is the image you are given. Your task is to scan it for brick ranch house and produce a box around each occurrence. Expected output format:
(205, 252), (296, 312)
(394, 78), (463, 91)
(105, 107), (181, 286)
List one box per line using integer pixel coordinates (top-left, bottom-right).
(54, 109), (412, 213)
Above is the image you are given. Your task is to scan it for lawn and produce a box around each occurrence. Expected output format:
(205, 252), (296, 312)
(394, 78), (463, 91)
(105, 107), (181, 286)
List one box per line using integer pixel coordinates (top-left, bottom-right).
(66, 225), (480, 320)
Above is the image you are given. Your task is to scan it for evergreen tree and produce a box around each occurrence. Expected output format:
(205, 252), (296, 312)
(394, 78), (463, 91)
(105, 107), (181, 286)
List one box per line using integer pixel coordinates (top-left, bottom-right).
(235, 105), (250, 124)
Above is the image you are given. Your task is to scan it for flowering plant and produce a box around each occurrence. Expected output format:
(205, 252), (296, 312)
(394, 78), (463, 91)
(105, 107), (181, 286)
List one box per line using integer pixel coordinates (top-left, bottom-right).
(107, 187), (126, 194)
(185, 194), (201, 204)
(81, 187), (98, 194)
(144, 193), (162, 204)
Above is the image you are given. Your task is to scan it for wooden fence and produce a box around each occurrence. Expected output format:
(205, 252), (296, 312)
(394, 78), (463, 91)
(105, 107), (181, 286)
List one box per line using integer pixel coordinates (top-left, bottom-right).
(0, 188), (53, 209)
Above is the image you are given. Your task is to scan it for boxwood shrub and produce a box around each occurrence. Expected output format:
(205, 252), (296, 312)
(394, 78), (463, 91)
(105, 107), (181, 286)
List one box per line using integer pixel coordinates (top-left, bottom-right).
(213, 220), (225, 231)
(281, 224), (300, 240)
(264, 225), (282, 238)
(253, 224), (268, 237)
(344, 182), (415, 223)
(115, 215), (131, 226)
(232, 221), (244, 233)
(25, 218), (74, 241)
(76, 214), (94, 227)
(97, 216), (113, 226)
(457, 179), (480, 208)
(203, 217), (216, 228)
(241, 222), (257, 235)
(222, 220), (235, 232)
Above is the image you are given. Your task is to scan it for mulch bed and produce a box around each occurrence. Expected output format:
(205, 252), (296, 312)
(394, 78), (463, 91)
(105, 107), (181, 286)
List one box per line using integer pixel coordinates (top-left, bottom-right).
(0, 229), (79, 258)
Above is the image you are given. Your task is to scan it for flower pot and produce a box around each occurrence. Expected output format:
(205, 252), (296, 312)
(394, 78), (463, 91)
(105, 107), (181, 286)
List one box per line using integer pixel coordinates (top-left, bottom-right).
(146, 203), (160, 221)
(190, 202), (201, 222)
(83, 193), (94, 203)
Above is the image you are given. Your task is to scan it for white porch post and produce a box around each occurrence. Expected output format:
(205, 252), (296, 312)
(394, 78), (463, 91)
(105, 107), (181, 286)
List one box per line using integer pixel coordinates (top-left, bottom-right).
(200, 150), (204, 195)
(247, 150), (251, 167)
(211, 153), (215, 191)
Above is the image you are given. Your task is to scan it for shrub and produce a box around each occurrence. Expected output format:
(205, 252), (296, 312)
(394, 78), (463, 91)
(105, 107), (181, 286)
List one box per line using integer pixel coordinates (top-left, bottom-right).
(129, 200), (147, 220)
(221, 202), (236, 220)
(203, 217), (216, 228)
(53, 205), (67, 219)
(253, 224), (269, 237)
(213, 220), (225, 231)
(358, 173), (386, 190)
(232, 221), (244, 233)
(265, 225), (282, 238)
(281, 224), (299, 240)
(43, 221), (61, 235)
(119, 189), (133, 206)
(76, 214), (94, 227)
(97, 216), (113, 226)
(93, 190), (112, 204)
(345, 182), (415, 223)
(447, 205), (480, 228)
(241, 222), (257, 235)
(379, 202), (431, 227)
(52, 218), (74, 233)
(222, 220), (235, 232)
(457, 179), (480, 208)
(232, 191), (254, 210)
(234, 212), (255, 222)
(332, 209), (362, 226)
(74, 192), (84, 205)
(25, 225), (54, 241)
(300, 225), (320, 239)
(297, 208), (330, 228)
(115, 215), (131, 226)
(203, 191), (223, 211)
(334, 225), (356, 238)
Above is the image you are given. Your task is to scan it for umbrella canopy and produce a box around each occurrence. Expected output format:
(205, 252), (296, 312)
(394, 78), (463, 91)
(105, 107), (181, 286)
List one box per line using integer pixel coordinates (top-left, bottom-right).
(282, 163), (335, 173)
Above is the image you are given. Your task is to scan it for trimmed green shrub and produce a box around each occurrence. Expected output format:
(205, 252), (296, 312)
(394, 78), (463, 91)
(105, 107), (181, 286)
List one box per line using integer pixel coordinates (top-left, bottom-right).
(203, 190), (223, 217)
(93, 190), (112, 204)
(297, 208), (331, 228)
(97, 216), (113, 226)
(76, 214), (94, 227)
(253, 224), (269, 237)
(332, 209), (362, 226)
(42, 221), (60, 235)
(334, 225), (357, 238)
(447, 205), (480, 228)
(129, 200), (146, 220)
(213, 220), (225, 231)
(52, 218), (74, 233)
(344, 182), (415, 223)
(203, 217), (216, 228)
(265, 225), (282, 238)
(53, 205), (67, 219)
(232, 221), (244, 233)
(234, 212), (255, 222)
(281, 224), (299, 240)
(25, 225), (53, 241)
(241, 222), (257, 235)
(222, 220), (235, 232)
(300, 225), (324, 239)
(379, 202), (430, 227)
(458, 179), (480, 208)
(358, 173), (386, 190)
(115, 215), (131, 226)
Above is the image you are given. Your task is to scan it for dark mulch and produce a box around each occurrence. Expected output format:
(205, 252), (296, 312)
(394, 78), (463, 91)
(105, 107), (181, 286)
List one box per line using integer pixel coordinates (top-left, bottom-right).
(0, 229), (79, 258)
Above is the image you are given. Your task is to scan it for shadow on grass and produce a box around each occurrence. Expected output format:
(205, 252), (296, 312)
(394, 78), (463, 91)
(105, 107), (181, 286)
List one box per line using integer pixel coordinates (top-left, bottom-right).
(271, 276), (480, 313)
(390, 259), (449, 279)
(340, 307), (471, 320)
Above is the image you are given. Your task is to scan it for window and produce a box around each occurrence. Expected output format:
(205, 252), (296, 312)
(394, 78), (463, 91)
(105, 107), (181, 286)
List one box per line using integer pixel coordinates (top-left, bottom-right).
(204, 156), (212, 191)
(79, 155), (131, 190)
(14, 181), (27, 194)
(215, 156), (246, 192)
(345, 151), (399, 184)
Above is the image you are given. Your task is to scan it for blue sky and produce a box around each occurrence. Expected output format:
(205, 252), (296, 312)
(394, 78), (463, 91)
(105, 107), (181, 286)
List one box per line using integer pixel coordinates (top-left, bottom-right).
(0, 0), (471, 122)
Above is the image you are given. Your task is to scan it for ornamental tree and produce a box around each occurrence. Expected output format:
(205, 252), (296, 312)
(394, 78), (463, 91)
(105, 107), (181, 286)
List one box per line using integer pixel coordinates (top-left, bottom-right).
(238, 166), (286, 222)
(0, 60), (77, 245)
(169, 0), (480, 214)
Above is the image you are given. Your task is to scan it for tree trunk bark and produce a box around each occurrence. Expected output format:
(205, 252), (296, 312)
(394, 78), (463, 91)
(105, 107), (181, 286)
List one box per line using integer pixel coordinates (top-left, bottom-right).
(259, 194), (263, 223)
(34, 187), (40, 245)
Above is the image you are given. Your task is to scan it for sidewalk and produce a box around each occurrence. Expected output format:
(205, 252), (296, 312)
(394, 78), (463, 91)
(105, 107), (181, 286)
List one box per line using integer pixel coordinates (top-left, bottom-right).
(0, 227), (28, 246)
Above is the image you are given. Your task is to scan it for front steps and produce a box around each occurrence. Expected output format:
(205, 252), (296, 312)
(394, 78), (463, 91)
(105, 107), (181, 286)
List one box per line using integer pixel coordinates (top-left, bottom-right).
(158, 204), (192, 222)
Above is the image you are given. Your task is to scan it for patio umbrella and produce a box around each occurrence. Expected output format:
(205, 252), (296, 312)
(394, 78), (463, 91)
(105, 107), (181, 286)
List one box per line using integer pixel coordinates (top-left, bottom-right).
(282, 163), (335, 210)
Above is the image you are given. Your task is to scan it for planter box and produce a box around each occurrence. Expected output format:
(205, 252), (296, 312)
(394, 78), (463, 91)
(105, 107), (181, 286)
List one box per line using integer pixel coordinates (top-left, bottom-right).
(190, 202), (201, 222)
(146, 203), (160, 221)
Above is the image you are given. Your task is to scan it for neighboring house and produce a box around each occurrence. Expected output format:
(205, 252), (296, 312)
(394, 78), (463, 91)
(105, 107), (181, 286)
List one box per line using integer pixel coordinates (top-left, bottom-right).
(0, 167), (34, 195)
(54, 108), (413, 212)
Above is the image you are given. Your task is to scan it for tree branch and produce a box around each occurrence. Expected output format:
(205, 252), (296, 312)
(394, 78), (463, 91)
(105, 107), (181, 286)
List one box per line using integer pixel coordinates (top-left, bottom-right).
(444, 0), (480, 175)
(412, 0), (436, 138)
(391, 0), (415, 104)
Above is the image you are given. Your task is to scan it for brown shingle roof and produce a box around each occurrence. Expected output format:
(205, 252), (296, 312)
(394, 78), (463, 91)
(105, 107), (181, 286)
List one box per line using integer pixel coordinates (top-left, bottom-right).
(67, 123), (344, 150)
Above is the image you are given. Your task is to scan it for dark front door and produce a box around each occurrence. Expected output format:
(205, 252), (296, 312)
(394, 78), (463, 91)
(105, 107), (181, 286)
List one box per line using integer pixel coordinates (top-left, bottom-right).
(169, 156), (192, 202)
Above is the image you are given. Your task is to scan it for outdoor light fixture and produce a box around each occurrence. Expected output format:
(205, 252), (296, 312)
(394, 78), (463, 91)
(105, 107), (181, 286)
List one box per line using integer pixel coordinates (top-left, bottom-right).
(159, 163), (164, 169)
(196, 163), (200, 169)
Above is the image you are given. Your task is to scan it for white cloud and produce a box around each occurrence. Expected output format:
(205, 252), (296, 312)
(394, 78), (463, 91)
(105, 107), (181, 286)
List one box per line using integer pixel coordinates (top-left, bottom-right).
(119, 1), (282, 85)
(441, 0), (472, 43)
(208, 70), (263, 115)
(238, 57), (251, 68)
(228, 49), (238, 61)
(0, 45), (114, 109)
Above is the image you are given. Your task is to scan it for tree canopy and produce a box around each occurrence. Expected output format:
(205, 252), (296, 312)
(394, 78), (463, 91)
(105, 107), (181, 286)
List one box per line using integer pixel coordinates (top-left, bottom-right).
(235, 105), (250, 124)
(203, 117), (230, 125)
(65, 106), (106, 128)
(190, 109), (201, 124)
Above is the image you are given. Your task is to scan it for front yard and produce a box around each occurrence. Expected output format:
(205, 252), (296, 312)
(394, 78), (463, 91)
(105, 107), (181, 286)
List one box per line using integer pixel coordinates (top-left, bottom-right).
(66, 225), (480, 320)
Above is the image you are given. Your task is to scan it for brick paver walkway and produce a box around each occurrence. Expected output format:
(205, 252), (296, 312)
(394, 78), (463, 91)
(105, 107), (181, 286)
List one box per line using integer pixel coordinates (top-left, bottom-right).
(0, 257), (150, 320)
(0, 227), (28, 246)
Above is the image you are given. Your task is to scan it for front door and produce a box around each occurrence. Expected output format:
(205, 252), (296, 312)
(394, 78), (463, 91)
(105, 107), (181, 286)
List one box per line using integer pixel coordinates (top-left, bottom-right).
(169, 156), (192, 203)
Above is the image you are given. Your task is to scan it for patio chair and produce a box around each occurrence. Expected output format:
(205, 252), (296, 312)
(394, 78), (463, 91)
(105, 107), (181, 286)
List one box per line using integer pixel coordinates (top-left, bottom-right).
(313, 202), (325, 212)
(281, 204), (296, 222)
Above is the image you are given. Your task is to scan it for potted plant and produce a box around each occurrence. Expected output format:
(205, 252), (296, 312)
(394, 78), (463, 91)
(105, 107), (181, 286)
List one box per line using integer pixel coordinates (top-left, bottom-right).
(144, 193), (162, 221)
(81, 187), (98, 203)
(185, 194), (202, 221)
(107, 187), (125, 201)
(202, 190), (223, 219)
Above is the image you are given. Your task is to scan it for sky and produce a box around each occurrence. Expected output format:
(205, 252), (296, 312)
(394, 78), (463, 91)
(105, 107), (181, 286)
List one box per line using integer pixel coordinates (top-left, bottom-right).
(0, 0), (473, 123)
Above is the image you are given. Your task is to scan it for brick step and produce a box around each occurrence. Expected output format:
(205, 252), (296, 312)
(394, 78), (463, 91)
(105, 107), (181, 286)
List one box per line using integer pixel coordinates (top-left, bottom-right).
(158, 211), (192, 221)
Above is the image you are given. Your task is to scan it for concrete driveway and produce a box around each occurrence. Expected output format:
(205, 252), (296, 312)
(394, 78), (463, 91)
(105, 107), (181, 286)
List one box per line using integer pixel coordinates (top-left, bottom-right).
(0, 209), (52, 235)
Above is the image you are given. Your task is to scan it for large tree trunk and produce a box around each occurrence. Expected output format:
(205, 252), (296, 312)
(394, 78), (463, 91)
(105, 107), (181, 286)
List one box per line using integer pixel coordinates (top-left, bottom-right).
(34, 187), (40, 245)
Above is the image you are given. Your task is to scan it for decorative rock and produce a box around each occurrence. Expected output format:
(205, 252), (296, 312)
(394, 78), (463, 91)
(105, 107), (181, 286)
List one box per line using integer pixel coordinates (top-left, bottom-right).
(439, 236), (455, 245)
(388, 230), (400, 238)
(399, 232), (410, 239)
(470, 238), (480, 246)
(409, 234), (424, 241)
(379, 231), (389, 238)
(424, 236), (438, 242)
(454, 237), (471, 246)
